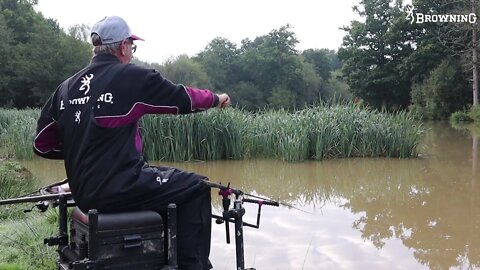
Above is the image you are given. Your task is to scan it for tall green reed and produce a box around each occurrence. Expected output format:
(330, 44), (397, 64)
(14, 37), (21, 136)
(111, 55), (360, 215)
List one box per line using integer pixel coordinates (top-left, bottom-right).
(0, 109), (39, 160)
(1, 105), (423, 162)
(141, 108), (248, 161)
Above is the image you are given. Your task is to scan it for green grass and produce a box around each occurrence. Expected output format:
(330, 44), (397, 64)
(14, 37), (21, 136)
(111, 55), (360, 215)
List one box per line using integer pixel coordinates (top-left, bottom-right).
(0, 211), (57, 270)
(1, 105), (423, 162)
(0, 161), (38, 219)
(0, 264), (25, 270)
(0, 160), (57, 270)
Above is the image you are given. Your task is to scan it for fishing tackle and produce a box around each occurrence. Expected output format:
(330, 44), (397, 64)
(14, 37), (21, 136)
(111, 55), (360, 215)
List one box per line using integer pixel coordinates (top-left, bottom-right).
(205, 181), (280, 270)
(0, 179), (290, 270)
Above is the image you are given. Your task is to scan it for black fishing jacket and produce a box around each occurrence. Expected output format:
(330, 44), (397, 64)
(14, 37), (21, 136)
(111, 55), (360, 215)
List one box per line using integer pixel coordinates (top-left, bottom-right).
(33, 54), (218, 211)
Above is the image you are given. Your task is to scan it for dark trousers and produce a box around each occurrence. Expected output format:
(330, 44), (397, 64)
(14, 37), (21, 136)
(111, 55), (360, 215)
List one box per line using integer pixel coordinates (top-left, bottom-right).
(132, 166), (212, 270)
(173, 187), (212, 269)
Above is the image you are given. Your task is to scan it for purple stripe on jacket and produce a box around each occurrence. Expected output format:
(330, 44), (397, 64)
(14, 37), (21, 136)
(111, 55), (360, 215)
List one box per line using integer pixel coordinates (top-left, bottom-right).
(33, 121), (62, 154)
(185, 87), (216, 110)
(95, 103), (179, 154)
(95, 102), (179, 128)
(94, 88), (216, 154)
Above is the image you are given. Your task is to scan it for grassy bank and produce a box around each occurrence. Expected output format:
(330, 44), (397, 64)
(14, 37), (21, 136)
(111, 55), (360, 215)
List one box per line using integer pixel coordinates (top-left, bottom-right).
(0, 161), (37, 219)
(0, 161), (57, 269)
(0, 213), (57, 270)
(0, 105), (423, 162)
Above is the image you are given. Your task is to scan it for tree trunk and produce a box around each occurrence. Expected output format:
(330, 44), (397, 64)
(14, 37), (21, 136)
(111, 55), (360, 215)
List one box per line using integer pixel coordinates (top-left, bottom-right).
(472, 135), (478, 187)
(472, 0), (479, 106)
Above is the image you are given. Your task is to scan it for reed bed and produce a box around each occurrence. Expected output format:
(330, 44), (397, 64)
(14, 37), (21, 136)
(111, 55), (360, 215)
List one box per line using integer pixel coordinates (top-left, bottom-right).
(141, 105), (423, 162)
(0, 105), (423, 162)
(0, 109), (39, 160)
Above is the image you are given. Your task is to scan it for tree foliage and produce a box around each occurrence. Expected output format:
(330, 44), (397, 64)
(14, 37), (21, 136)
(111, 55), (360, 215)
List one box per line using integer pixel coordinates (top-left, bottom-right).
(195, 37), (239, 91)
(0, 0), (91, 108)
(0, 1), (346, 110)
(410, 57), (471, 119)
(195, 25), (346, 110)
(158, 55), (211, 88)
(339, 0), (415, 110)
(339, 0), (478, 117)
(1, 0), (478, 116)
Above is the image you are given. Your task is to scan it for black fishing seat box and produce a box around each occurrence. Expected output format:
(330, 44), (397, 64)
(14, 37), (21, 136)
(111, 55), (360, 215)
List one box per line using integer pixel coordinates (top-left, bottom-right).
(66, 207), (168, 270)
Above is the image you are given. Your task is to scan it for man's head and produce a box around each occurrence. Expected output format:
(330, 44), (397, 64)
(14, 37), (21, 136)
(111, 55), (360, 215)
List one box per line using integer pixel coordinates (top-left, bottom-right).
(91, 16), (144, 63)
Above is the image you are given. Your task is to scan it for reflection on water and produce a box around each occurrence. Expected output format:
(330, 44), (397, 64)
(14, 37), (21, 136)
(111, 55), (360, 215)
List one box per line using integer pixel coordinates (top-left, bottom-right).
(21, 122), (480, 269)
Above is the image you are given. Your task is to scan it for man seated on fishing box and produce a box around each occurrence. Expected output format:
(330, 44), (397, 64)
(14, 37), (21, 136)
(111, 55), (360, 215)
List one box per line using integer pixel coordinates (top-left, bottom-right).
(33, 15), (230, 270)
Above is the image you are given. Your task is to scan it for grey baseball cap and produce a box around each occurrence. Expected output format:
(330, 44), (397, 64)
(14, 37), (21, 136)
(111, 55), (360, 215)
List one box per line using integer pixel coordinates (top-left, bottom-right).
(91, 16), (144, 45)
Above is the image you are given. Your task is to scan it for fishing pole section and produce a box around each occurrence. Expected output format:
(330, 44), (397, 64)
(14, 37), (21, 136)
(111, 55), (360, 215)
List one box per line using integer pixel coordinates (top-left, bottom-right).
(204, 180), (280, 270)
(0, 178), (73, 213)
(0, 179), (283, 270)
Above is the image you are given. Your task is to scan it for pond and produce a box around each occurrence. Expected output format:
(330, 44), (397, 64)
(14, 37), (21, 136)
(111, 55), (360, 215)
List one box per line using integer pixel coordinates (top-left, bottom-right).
(21, 122), (480, 269)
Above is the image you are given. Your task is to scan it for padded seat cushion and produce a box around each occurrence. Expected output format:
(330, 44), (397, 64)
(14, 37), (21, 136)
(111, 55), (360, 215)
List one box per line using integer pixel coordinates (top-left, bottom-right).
(72, 207), (163, 230)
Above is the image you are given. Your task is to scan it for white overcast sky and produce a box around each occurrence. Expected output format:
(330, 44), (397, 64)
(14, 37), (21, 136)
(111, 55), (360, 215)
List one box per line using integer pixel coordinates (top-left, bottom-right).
(35, 0), (366, 64)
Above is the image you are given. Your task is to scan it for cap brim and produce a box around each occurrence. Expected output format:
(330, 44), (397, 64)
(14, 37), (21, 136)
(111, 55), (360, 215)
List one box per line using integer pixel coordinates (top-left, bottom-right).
(130, 34), (144, 41)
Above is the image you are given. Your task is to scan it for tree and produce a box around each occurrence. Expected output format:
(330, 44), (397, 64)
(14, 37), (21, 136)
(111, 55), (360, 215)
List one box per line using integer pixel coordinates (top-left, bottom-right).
(472, 0), (479, 106)
(0, 13), (14, 106)
(237, 25), (308, 109)
(268, 86), (297, 109)
(302, 49), (333, 80)
(159, 55), (211, 88)
(229, 81), (265, 111)
(339, 0), (414, 109)
(196, 37), (239, 91)
(432, 0), (479, 106)
(0, 0), (91, 107)
(410, 57), (471, 119)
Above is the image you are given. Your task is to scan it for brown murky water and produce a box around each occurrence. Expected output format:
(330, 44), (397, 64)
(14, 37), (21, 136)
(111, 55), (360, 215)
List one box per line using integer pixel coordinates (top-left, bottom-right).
(21, 122), (480, 269)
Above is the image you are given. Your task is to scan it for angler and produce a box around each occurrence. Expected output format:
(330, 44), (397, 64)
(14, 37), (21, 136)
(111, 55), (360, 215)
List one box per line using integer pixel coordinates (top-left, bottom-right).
(32, 15), (230, 270)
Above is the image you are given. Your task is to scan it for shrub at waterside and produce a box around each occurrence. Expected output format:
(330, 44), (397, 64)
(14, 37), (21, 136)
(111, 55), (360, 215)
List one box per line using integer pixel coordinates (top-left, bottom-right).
(469, 106), (480, 122)
(0, 105), (422, 162)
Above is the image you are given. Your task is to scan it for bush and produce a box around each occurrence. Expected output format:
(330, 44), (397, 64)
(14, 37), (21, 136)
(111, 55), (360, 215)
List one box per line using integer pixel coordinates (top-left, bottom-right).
(469, 105), (480, 122)
(450, 110), (472, 123)
(410, 58), (471, 120)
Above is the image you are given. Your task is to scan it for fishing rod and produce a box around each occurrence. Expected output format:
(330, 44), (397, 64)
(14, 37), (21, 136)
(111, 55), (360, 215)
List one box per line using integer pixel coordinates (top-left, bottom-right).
(18, 178), (69, 198)
(241, 191), (312, 215)
(0, 179), (73, 212)
(205, 180), (311, 214)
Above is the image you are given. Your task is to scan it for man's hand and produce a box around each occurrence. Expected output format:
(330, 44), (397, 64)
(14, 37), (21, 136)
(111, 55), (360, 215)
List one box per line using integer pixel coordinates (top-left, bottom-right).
(217, 94), (231, 108)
